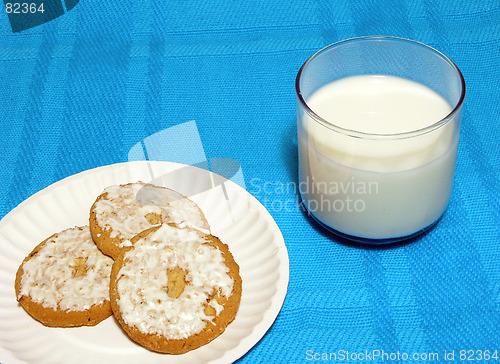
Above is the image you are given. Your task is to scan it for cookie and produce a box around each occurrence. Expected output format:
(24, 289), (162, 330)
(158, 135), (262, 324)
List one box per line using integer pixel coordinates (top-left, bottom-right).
(109, 224), (242, 354)
(89, 182), (210, 259)
(15, 226), (114, 327)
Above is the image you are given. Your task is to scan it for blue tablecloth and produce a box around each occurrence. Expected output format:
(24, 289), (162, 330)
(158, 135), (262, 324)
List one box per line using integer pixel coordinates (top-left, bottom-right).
(1, 1), (499, 363)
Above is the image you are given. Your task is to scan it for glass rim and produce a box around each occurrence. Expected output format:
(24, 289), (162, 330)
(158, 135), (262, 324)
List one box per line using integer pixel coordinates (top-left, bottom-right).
(295, 36), (466, 139)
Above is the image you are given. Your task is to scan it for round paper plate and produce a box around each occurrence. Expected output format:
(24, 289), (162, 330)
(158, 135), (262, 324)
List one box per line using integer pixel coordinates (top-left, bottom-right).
(0, 161), (289, 364)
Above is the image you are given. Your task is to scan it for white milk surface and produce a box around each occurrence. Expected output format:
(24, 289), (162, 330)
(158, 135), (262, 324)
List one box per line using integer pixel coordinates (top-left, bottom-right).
(299, 75), (459, 239)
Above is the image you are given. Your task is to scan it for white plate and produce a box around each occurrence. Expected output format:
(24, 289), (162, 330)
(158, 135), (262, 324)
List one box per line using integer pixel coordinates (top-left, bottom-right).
(0, 161), (289, 364)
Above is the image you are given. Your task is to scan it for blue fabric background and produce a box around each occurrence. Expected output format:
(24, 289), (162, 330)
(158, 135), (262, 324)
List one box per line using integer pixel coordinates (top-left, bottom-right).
(0, 0), (499, 363)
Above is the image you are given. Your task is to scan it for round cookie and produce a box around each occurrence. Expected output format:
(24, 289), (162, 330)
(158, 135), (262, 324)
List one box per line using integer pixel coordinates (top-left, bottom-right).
(15, 226), (114, 327)
(109, 224), (242, 354)
(89, 182), (210, 259)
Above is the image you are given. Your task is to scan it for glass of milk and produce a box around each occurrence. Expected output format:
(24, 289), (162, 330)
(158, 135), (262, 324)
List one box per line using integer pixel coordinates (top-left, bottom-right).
(296, 36), (465, 243)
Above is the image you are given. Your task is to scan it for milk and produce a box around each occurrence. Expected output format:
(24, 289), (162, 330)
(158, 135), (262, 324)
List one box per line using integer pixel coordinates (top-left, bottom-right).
(298, 75), (460, 240)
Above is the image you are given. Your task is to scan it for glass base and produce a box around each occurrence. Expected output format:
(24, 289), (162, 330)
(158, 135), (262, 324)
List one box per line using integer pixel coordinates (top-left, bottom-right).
(308, 213), (441, 245)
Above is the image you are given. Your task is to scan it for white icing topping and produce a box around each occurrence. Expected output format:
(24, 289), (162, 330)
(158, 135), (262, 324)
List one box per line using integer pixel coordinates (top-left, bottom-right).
(119, 239), (133, 248)
(18, 226), (113, 311)
(209, 299), (224, 316)
(116, 224), (234, 339)
(94, 183), (208, 241)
